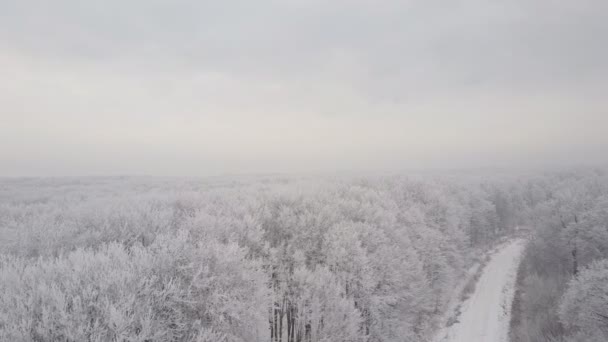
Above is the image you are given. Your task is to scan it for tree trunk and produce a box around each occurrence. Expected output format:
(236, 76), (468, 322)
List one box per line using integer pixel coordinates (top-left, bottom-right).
(572, 246), (578, 276)
(573, 214), (579, 276)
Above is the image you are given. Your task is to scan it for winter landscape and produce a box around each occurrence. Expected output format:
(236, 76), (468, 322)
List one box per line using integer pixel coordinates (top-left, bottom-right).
(2, 1), (608, 341)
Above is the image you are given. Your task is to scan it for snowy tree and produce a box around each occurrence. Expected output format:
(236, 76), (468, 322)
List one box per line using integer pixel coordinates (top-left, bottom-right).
(559, 259), (608, 339)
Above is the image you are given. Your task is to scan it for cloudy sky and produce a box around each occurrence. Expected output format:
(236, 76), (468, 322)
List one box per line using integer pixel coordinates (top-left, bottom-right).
(1, 0), (607, 176)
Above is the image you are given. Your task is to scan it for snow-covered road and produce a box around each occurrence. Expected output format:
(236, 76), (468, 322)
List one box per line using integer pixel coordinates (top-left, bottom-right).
(434, 239), (525, 342)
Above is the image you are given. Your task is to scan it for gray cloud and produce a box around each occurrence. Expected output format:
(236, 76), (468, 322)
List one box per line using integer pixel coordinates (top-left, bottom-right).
(1, 0), (607, 176)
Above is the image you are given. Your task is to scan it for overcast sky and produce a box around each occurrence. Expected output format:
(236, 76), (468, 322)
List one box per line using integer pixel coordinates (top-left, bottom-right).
(1, 0), (607, 176)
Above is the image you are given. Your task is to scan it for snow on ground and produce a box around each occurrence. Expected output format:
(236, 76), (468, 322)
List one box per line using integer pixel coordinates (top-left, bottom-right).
(434, 239), (525, 342)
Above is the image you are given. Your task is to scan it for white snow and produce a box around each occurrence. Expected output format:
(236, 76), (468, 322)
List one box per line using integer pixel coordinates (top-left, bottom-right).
(434, 239), (525, 342)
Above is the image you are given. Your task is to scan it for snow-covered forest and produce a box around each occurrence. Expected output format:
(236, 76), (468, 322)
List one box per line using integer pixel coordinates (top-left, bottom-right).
(511, 170), (608, 342)
(1, 170), (605, 341)
(2, 0), (607, 340)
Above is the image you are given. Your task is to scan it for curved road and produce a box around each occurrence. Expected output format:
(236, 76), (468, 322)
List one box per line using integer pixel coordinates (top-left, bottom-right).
(435, 239), (525, 342)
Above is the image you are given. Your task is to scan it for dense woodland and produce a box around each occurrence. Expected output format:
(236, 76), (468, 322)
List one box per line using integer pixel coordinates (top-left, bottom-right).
(0, 170), (606, 341)
(511, 170), (608, 342)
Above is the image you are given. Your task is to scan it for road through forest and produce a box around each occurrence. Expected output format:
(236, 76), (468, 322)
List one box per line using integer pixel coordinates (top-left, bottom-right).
(434, 239), (525, 342)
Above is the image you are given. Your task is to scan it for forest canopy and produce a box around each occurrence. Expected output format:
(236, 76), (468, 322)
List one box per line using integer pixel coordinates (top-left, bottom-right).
(0, 170), (606, 341)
